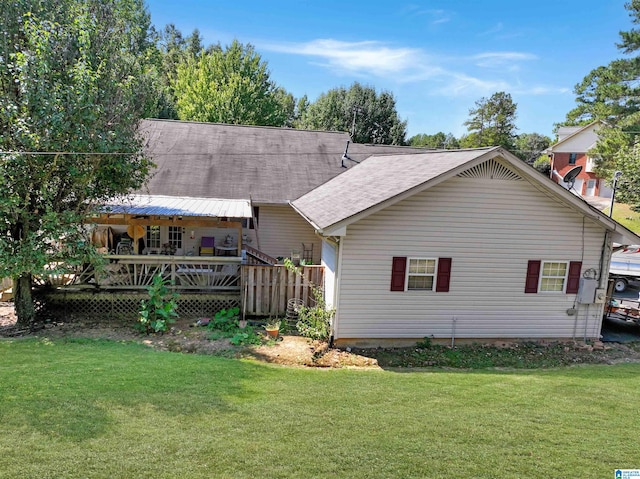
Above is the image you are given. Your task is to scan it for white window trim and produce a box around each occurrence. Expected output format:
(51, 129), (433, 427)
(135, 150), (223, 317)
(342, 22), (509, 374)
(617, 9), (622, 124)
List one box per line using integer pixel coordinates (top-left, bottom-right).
(168, 226), (183, 249)
(538, 260), (569, 293)
(146, 225), (161, 249)
(405, 257), (438, 292)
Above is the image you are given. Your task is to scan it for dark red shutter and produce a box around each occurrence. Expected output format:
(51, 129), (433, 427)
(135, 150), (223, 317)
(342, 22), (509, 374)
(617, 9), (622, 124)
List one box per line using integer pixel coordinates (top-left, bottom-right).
(390, 257), (407, 291)
(435, 258), (452, 292)
(525, 260), (541, 293)
(566, 261), (582, 294)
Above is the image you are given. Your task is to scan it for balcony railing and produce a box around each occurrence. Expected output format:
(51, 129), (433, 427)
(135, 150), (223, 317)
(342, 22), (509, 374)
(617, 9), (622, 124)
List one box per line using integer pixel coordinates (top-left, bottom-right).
(43, 255), (242, 292)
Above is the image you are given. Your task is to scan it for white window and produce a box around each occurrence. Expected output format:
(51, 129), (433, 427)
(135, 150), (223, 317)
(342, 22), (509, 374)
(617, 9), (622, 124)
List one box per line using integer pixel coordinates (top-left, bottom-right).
(539, 261), (568, 292)
(406, 258), (437, 291)
(168, 226), (182, 249)
(146, 226), (160, 249)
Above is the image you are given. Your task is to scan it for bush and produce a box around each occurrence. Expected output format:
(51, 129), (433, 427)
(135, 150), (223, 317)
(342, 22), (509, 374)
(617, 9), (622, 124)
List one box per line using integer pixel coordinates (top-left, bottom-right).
(206, 307), (262, 345)
(137, 274), (178, 334)
(295, 302), (333, 341)
(283, 258), (335, 341)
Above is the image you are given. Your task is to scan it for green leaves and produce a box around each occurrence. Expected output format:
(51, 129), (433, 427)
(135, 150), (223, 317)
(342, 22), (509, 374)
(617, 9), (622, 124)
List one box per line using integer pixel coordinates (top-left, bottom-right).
(298, 82), (407, 145)
(172, 40), (293, 126)
(461, 91), (517, 150)
(0, 0), (159, 325)
(137, 274), (178, 334)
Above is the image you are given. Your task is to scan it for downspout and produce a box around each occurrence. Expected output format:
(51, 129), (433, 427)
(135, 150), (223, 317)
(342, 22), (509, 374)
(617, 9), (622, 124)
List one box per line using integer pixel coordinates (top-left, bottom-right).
(330, 234), (345, 347)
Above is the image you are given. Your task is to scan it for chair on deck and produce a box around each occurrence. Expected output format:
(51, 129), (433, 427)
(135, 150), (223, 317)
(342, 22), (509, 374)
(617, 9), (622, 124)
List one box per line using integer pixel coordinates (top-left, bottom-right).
(199, 237), (215, 256)
(116, 238), (133, 255)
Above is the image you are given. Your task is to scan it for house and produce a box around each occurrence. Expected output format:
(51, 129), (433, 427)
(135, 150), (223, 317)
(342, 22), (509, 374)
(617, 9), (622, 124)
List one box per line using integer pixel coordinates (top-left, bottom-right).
(291, 147), (640, 347)
(51, 120), (427, 319)
(130, 119), (427, 263)
(548, 121), (612, 198)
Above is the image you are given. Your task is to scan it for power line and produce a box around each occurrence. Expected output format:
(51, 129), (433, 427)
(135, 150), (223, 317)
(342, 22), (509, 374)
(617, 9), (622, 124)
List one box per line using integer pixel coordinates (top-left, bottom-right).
(0, 151), (137, 156)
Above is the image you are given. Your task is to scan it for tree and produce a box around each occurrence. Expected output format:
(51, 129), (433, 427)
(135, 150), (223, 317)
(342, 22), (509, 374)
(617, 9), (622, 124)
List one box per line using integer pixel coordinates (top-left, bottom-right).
(514, 133), (551, 164)
(533, 155), (552, 176)
(298, 82), (407, 145)
(172, 39), (293, 126)
(460, 92), (517, 150)
(153, 24), (203, 118)
(564, 1), (640, 205)
(0, 0), (157, 327)
(408, 132), (459, 149)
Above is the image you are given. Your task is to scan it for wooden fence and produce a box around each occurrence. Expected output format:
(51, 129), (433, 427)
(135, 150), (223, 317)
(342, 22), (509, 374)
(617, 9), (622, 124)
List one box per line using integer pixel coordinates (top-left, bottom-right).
(242, 265), (324, 317)
(1, 277), (11, 292)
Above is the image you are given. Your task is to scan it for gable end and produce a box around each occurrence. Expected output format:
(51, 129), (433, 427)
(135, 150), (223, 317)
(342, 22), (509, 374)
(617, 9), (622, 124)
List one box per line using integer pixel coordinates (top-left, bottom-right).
(457, 159), (522, 181)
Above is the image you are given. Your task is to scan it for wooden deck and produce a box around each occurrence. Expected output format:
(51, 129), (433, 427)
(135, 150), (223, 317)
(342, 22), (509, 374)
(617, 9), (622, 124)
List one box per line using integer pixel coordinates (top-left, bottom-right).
(35, 257), (324, 318)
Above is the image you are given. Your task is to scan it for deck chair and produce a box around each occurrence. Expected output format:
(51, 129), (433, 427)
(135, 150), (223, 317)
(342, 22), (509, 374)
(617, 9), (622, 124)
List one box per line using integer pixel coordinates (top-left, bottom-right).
(116, 238), (133, 255)
(199, 236), (215, 256)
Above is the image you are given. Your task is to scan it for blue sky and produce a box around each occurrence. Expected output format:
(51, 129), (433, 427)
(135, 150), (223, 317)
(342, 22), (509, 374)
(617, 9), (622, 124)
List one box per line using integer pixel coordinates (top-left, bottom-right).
(145, 0), (630, 140)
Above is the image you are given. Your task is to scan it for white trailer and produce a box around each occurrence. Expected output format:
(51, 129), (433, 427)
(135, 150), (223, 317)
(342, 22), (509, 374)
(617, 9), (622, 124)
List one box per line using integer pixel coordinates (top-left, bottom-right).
(610, 246), (640, 292)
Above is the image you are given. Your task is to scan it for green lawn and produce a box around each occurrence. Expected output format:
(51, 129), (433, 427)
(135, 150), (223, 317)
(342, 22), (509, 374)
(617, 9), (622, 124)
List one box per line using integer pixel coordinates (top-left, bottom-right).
(609, 202), (640, 234)
(0, 338), (638, 478)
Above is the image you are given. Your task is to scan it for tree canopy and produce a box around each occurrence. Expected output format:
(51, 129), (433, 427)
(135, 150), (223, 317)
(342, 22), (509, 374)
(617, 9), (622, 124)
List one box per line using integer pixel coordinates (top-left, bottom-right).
(408, 132), (459, 149)
(564, 1), (640, 206)
(0, 0), (158, 326)
(460, 92), (517, 150)
(172, 40), (294, 126)
(513, 133), (551, 164)
(298, 82), (407, 145)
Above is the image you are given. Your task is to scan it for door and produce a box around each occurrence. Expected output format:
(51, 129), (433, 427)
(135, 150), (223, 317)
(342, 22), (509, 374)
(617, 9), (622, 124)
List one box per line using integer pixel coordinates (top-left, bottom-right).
(585, 179), (596, 197)
(570, 179), (584, 196)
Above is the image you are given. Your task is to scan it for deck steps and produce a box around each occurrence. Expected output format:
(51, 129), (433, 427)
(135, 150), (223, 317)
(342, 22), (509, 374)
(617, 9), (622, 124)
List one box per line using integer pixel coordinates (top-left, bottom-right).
(244, 245), (277, 265)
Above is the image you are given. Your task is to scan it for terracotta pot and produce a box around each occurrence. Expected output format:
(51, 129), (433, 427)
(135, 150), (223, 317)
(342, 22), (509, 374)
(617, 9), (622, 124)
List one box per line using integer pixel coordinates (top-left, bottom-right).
(265, 327), (279, 338)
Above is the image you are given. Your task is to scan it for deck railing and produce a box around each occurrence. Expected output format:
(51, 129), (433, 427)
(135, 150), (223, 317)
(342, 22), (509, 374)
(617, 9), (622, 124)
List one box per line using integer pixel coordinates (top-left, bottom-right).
(36, 258), (324, 318)
(46, 255), (242, 292)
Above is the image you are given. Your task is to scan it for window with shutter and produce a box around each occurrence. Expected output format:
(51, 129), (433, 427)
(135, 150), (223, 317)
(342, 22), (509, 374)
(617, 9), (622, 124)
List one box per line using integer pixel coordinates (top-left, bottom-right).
(391, 257), (451, 292)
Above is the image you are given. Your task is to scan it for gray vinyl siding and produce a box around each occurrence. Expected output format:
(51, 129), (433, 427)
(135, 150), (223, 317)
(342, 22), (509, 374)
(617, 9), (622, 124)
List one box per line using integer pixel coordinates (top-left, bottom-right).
(256, 205), (321, 263)
(334, 176), (607, 341)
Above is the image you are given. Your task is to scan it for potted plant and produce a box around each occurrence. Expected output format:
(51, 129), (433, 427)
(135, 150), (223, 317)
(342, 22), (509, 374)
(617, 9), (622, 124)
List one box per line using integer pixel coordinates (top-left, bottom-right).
(264, 319), (281, 339)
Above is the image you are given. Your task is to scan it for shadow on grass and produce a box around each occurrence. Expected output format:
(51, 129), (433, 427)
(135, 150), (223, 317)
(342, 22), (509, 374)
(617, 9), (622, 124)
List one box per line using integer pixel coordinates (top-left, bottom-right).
(0, 337), (278, 442)
(348, 340), (640, 373)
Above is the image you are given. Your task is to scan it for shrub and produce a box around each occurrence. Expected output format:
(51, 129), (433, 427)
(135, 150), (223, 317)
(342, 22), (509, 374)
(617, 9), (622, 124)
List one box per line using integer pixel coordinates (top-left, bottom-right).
(206, 307), (262, 345)
(284, 258), (334, 341)
(137, 274), (178, 334)
(208, 307), (240, 333)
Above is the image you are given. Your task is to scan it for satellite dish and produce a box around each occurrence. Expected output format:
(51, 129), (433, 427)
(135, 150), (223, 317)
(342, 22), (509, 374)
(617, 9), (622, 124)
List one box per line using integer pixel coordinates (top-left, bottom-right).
(562, 165), (582, 189)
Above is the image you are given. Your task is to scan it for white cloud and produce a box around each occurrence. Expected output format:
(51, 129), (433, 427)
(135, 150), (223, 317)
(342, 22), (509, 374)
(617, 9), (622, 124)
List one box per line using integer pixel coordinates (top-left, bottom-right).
(479, 22), (504, 36)
(263, 38), (566, 98)
(265, 39), (424, 75)
(399, 6), (453, 25)
(472, 52), (537, 68)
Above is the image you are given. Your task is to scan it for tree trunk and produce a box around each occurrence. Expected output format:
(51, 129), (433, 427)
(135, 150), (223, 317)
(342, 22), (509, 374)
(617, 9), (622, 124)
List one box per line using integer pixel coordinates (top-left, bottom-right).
(14, 273), (35, 329)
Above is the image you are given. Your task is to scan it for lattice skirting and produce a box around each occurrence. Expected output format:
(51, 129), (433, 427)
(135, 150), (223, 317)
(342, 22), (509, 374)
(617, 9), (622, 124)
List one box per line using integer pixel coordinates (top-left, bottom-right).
(35, 290), (240, 321)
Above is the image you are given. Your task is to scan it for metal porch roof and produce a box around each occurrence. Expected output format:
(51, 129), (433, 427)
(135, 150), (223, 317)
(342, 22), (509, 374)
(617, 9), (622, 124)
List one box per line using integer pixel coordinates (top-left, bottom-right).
(102, 195), (252, 218)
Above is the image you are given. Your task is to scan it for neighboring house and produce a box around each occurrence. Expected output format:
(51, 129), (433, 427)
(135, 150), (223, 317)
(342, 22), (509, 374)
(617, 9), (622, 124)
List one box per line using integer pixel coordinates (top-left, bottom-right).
(131, 119), (426, 263)
(548, 121), (612, 198)
(292, 147), (640, 347)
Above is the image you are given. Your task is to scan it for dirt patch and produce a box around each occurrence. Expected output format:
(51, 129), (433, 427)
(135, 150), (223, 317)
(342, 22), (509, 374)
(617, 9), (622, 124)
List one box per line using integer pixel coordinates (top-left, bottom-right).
(0, 303), (378, 368)
(3, 302), (640, 369)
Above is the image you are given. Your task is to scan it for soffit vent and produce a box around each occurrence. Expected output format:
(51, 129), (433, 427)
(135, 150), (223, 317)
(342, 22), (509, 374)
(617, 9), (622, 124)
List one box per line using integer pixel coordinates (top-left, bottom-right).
(457, 159), (522, 181)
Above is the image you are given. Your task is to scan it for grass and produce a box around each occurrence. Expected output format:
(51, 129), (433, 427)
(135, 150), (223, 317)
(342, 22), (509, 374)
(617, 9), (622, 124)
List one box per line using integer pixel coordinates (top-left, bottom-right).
(363, 340), (640, 368)
(1, 338), (639, 478)
(608, 202), (640, 233)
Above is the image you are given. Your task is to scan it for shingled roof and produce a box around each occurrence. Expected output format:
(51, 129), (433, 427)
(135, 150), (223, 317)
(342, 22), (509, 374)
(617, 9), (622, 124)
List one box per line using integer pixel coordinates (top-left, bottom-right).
(290, 147), (640, 245)
(138, 119), (427, 204)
